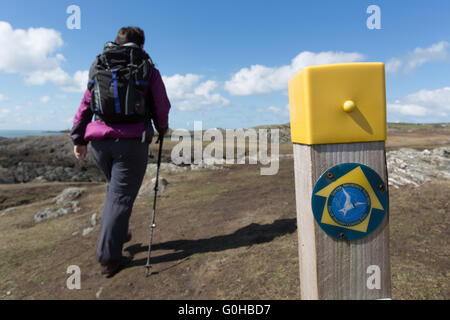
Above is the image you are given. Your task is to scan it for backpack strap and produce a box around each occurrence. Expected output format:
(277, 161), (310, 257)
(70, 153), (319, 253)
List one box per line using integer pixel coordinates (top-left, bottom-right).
(100, 53), (111, 70)
(87, 55), (101, 91)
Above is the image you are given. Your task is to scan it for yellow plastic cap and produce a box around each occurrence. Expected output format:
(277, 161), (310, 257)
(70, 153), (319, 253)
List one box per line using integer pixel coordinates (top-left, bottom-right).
(288, 62), (387, 145)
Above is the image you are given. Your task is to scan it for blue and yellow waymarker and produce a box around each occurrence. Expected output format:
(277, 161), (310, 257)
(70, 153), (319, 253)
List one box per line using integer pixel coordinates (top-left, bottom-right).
(290, 62), (391, 299)
(311, 163), (388, 241)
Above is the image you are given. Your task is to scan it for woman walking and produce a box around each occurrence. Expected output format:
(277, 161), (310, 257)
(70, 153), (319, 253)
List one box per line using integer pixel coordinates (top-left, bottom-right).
(71, 27), (171, 277)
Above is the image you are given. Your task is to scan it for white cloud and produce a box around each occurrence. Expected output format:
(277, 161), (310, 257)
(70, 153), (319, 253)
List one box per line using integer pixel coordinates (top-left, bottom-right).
(267, 106), (283, 114)
(163, 74), (201, 100)
(260, 104), (290, 117)
(0, 21), (87, 93)
(40, 95), (51, 103)
(0, 108), (11, 123)
(387, 41), (449, 74)
(62, 70), (89, 93)
(388, 86), (450, 121)
(162, 73), (229, 111)
(386, 58), (402, 73)
(388, 103), (428, 117)
(406, 41), (449, 71)
(25, 68), (67, 86)
(0, 104), (76, 130)
(0, 21), (63, 74)
(0, 93), (8, 102)
(224, 51), (365, 96)
(25, 67), (88, 93)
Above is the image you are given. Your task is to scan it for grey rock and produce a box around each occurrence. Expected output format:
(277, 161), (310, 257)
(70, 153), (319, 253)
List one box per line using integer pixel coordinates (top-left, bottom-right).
(55, 207), (74, 216)
(0, 134), (105, 184)
(203, 157), (225, 165)
(152, 177), (169, 194)
(387, 146), (450, 188)
(1, 207), (18, 217)
(82, 227), (94, 237)
(91, 213), (98, 227)
(96, 287), (103, 299)
(34, 207), (54, 223)
(0, 165), (15, 183)
(191, 161), (220, 171)
(53, 188), (85, 205)
(145, 163), (189, 177)
(34, 199), (81, 223)
(65, 200), (81, 212)
(29, 176), (48, 184)
(138, 176), (169, 198)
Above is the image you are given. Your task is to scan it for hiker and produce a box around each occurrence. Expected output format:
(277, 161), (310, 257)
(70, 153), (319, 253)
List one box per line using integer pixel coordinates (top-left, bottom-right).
(71, 26), (171, 277)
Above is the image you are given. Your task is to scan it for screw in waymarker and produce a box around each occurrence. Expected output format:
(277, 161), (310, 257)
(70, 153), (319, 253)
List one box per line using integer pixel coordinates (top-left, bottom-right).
(326, 172), (334, 179)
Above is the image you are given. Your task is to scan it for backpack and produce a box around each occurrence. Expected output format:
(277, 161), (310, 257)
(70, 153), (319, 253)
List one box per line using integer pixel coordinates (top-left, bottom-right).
(88, 42), (154, 123)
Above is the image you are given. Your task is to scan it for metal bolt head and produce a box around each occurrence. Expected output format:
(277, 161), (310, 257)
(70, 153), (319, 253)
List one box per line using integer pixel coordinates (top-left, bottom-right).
(326, 172), (334, 179)
(378, 184), (385, 191)
(339, 232), (346, 239)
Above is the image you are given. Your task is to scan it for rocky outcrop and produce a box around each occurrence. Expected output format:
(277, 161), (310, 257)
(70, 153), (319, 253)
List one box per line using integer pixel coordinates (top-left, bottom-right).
(190, 160), (223, 171)
(138, 176), (169, 198)
(0, 134), (104, 184)
(0, 207), (18, 217)
(145, 163), (189, 176)
(145, 159), (224, 176)
(34, 187), (85, 223)
(387, 147), (450, 188)
(1, 126), (449, 187)
(53, 187), (85, 205)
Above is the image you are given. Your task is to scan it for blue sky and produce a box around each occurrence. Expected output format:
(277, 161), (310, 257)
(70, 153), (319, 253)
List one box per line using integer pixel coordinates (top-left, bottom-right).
(0, 0), (449, 130)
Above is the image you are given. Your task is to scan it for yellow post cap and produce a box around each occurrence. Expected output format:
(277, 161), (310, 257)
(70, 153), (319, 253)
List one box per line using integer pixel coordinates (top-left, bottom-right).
(288, 62), (387, 145)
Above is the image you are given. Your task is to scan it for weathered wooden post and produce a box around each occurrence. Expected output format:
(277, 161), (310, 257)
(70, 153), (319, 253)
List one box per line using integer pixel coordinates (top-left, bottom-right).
(289, 63), (391, 300)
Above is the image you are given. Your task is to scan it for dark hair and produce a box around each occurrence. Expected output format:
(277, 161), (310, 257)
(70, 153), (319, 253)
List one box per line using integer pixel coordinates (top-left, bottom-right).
(115, 27), (145, 46)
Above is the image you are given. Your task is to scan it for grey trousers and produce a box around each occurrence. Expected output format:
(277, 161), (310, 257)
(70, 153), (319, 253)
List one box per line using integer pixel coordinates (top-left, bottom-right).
(91, 138), (149, 264)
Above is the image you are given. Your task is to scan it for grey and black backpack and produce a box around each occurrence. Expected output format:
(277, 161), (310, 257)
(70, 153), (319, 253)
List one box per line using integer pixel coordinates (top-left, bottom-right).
(88, 42), (154, 123)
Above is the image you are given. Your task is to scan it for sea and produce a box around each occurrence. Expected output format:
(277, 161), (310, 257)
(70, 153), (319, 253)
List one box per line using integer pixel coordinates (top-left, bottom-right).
(0, 130), (66, 138)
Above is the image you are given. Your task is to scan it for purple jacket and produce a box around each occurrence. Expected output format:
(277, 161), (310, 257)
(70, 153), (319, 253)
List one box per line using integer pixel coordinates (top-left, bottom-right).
(71, 67), (171, 145)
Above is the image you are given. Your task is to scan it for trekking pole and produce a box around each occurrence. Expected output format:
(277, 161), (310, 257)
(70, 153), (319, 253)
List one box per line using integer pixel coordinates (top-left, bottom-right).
(145, 134), (164, 277)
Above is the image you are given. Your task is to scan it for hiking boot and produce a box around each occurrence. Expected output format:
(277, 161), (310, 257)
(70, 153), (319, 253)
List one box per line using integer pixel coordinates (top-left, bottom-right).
(100, 254), (133, 278)
(125, 231), (132, 243)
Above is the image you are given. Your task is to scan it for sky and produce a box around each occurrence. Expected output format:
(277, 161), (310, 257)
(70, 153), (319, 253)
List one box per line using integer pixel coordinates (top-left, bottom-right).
(0, 0), (449, 131)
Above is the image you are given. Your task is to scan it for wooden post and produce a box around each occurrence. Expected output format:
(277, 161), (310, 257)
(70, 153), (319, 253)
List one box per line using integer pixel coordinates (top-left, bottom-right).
(289, 63), (391, 300)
